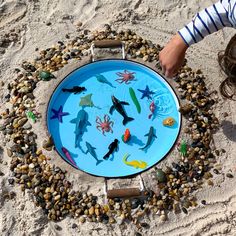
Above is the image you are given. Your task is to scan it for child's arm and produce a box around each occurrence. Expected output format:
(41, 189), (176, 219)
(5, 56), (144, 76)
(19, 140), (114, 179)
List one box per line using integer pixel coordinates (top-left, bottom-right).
(159, 0), (236, 78)
(178, 0), (235, 46)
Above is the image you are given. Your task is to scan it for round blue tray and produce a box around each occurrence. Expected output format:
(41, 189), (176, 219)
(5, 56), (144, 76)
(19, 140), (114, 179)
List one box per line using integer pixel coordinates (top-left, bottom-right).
(47, 59), (181, 177)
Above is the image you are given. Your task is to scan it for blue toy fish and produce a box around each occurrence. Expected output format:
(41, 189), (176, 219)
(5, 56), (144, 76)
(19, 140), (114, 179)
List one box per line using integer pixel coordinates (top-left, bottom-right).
(96, 74), (116, 88)
(85, 142), (103, 166)
(70, 109), (91, 148)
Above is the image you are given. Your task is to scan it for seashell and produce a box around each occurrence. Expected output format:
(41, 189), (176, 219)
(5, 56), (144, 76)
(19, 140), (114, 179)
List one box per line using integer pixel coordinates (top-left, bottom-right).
(163, 117), (175, 127)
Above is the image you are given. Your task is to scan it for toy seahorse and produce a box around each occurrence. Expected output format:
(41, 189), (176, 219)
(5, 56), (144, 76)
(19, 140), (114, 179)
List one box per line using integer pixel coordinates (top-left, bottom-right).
(123, 153), (147, 169)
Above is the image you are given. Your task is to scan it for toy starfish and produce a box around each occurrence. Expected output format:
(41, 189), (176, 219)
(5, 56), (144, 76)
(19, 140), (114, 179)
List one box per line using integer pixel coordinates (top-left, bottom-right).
(137, 85), (155, 99)
(50, 105), (69, 123)
(79, 94), (100, 109)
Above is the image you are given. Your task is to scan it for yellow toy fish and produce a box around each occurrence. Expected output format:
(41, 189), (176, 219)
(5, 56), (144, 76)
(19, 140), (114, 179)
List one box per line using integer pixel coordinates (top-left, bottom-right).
(123, 154), (147, 169)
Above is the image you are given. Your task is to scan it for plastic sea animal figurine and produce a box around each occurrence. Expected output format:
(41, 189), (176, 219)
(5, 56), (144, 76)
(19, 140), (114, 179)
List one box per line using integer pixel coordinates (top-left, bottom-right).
(103, 139), (119, 160)
(109, 95), (134, 125)
(179, 140), (187, 157)
(85, 142), (103, 166)
(163, 117), (176, 127)
(115, 70), (136, 84)
(148, 101), (156, 119)
(123, 154), (147, 169)
(79, 93), (100, 109)
(122, 129), (131, 143)
(62, 86), (86, 94)
(61, 147), (77, 167)
(50, 105), (69, 123)
(96, 74), (116, 88)
(129, 87), (141, 114)
(140, 126), (157, 150)
(26, 110), (36, 123)
(137, 85), (155, 100)
(39, 70), (54, 81)
(96, 114), (114, 136)
(70, 109), (91, 148)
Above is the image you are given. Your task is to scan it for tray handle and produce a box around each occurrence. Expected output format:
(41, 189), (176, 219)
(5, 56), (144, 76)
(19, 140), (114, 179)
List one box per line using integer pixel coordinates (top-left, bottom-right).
(90, 40), (125, 61)
(107, 188), (141, 198)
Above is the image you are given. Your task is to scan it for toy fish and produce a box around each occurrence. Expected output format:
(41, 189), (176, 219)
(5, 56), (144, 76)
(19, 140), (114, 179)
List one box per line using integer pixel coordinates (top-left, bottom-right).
(140, 126), (157, 150)
(122, 129), (131, 143)
(103, 139), (119, 160)
(61, 147), (77, 167)
(123, 153), (147, 169)
(70, 109), (91, 148)
(109, 95), (134, 125)
(163, 117), (176, 127)
(79, 93), (100, 109)
(148, 101), (156, 119)
(179, 140), (187, 157)
(129, 87), (141, 114)
(96, 74), (116, 88)
(85, 142), (103, 166)
(62, 86), (86, 94)
(26, 110), (36, 123)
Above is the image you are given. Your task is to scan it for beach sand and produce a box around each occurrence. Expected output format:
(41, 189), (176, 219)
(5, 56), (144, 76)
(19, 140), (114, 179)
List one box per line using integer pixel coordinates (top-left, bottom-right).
(0, 0), (236, 235)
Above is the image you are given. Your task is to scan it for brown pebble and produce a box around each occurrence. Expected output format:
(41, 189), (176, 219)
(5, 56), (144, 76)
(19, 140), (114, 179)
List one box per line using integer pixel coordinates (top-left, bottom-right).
(182, 207), (188, 214)
(226, 173), (233, 178)
(54, 224), (62, 230)
(213, 169), (219, 175)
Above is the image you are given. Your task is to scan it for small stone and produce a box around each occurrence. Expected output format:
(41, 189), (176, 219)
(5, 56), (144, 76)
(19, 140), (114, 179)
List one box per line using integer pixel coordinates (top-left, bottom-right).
(89, 206), (95, 215)
(79, 216), (86, 223)
(160, 214), (167, 221)
(135, 232), (142, 236)
(201, 200), (206, 205)
(7, 149), (13, 157)
(213, 169), (219, 175)
(140, 222), (149, 228)
(8, 178), (14, 185)
(182, 207), (188, 214)
(71, 223), (77, 229)
(156, 169), (167, 183)
(226, 173), (233, 178)
(54, 224), (62, 231)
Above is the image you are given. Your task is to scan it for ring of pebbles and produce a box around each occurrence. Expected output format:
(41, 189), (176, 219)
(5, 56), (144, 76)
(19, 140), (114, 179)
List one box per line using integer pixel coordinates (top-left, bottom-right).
(0, 25), (223, 226)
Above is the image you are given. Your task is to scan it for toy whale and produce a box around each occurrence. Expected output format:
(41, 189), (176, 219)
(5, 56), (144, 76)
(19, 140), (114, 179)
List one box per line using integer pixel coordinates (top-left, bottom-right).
(109, 95), (134, 125)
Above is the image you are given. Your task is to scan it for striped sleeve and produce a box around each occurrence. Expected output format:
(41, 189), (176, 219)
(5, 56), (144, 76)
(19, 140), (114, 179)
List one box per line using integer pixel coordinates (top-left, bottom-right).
(178, 0), (236, 46)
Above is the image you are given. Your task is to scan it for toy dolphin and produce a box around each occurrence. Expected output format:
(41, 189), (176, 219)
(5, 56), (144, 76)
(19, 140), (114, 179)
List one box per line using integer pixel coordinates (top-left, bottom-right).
(85, 142), (103, 166)
(140, 126), (157, 150)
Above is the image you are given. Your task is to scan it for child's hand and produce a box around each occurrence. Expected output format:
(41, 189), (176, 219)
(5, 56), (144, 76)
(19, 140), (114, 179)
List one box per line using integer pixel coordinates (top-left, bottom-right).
(159, 33), (188, 78)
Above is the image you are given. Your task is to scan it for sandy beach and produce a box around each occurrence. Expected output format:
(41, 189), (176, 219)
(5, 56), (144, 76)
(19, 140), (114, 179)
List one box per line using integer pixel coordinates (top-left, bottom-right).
(0, 0), (236, 235)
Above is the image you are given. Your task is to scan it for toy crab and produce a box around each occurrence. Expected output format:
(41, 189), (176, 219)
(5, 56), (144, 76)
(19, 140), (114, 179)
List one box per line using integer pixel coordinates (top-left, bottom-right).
(115, 70), (136, 84)
(96, 115), (114, 136)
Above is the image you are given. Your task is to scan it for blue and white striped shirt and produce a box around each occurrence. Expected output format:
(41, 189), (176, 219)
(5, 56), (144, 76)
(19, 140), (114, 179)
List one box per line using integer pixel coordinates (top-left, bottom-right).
(178, 0), (236, 46)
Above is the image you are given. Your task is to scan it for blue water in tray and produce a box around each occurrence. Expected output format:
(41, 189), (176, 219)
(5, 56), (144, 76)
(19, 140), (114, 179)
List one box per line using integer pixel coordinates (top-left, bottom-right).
(47, 59), (181, 177)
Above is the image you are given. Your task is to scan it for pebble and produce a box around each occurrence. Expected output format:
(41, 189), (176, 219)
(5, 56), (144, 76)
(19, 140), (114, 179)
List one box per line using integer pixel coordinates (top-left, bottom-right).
(54, 224), (62, 231)
(79, 216), (86, 223)
(226, 173), (233, 178)
(160, 214), (167, 221)
(201, 200), (206, 205)
(8, 178), (14, 185)
(182, 207), (188, 214)
(71, 223), (77, 229)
